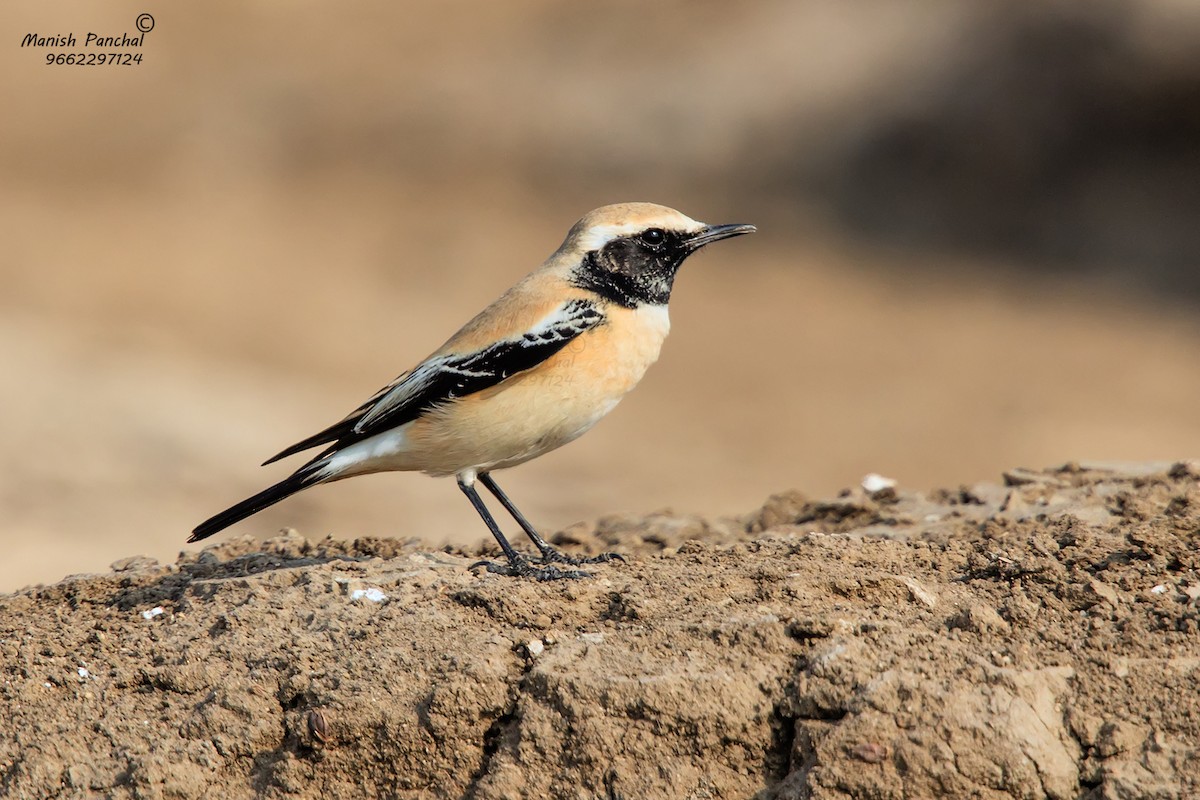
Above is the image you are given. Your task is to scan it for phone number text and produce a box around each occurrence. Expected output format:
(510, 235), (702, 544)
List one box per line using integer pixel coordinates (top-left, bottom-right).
(45, 52), (143, 66)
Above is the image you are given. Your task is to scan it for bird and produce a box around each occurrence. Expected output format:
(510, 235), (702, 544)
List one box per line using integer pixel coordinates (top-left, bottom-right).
(191, 202), (755, 580)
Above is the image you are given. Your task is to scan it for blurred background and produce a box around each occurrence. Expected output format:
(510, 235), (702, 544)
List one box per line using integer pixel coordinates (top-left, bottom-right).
(2, 0), (1199, 592)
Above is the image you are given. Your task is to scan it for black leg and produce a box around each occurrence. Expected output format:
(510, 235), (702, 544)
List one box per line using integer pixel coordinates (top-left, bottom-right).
(457, 476), (589, 581)
(478, 473), (624, 567)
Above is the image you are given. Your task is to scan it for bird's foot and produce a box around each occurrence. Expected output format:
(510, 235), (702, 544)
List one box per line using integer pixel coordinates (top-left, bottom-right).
(469, 556), (591, 581)
(536, 546), (626, 567)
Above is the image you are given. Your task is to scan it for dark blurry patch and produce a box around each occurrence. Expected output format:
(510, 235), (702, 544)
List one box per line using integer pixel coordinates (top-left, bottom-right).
(772, 1), (1200, 299)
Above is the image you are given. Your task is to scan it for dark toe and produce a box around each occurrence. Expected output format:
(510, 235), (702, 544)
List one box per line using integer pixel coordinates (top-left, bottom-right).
(583, 551), (625, 564)
(537, 547), (625, 566)
(470, 558), (590, 581)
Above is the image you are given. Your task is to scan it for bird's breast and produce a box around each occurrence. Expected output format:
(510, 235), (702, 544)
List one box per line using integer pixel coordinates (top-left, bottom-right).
(535, 302), (671, 397)
(404, 303), (671, 474)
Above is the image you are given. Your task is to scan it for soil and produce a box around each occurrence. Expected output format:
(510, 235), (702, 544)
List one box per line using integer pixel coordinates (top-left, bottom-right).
(3, 462), (1198, 799)
(6, 0), (1200, 596)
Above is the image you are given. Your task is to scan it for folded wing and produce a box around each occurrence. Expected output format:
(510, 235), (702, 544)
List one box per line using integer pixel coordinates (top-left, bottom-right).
(263, 298), (606, 465)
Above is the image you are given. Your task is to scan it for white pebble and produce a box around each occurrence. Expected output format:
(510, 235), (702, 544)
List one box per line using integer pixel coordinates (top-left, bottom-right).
(526, 639), (545, 657)
(862, 473), (897, 493)
(141, 607), (164, 620)
(1150, 584), (1168, 595)
(77, 668), (90, 680)
(351, 587), (388, 603)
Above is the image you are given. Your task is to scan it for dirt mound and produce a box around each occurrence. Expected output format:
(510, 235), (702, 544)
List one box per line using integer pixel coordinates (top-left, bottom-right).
(3, 463), (1199, 799)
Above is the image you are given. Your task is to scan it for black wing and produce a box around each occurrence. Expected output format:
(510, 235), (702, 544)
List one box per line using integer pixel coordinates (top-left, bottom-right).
(263, 298), (605, 465)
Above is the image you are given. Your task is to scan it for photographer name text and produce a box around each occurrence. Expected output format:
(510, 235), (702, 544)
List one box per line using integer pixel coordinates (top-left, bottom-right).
(22, 32), (145, 49)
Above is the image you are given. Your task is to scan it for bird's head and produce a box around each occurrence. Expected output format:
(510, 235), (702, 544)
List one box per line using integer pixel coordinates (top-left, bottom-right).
(561, 203), (755, 307)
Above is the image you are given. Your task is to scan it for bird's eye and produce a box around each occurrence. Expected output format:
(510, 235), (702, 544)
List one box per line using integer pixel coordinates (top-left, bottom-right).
(639, 228), (666, 246)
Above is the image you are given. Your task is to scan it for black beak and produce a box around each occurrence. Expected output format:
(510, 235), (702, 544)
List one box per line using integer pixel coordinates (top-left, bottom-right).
(685, 223), (757, 251)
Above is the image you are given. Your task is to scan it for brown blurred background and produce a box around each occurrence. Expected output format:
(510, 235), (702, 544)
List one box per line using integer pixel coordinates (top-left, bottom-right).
(2, 0), (1199, 592)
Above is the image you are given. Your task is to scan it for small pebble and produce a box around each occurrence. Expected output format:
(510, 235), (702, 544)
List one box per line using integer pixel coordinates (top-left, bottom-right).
(308, 709), (330, 745)
(850, 742), (889, 763)
(862, 473), (897, 493)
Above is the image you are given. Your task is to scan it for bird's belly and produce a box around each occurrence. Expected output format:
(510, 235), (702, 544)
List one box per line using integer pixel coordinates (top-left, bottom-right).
(403, 304), (670, 476)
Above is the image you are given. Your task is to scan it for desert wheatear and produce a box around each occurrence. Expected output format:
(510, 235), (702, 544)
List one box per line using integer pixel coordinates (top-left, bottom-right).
(192, 203), (755, 579)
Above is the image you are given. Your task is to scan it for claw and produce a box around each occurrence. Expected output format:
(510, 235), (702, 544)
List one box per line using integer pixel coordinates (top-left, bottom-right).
(537, 547), (625, 566)
(469, 558), (591, 581)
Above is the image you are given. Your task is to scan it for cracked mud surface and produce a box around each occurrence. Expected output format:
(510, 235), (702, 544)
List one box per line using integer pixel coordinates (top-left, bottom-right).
(3, 463), (1199, 799)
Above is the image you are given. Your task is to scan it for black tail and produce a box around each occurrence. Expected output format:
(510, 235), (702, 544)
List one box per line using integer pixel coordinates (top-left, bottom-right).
(190, 468), (323, 543)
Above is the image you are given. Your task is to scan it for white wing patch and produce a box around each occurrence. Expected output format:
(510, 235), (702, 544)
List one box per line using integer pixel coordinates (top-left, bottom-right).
(352, 361), (444, 433)
(351, 298), (605, 434)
